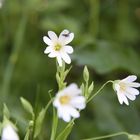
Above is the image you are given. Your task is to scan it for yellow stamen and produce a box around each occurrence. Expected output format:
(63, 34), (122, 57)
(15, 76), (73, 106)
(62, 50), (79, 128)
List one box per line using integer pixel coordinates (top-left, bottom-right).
(60, 95), (71, 105)
(54, 44), (61, 51)
(120, 83), (126, 91)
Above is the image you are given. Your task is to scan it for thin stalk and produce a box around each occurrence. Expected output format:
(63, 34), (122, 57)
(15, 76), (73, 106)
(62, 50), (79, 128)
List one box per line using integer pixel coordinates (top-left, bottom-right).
(2, 14), (27, 99)
(50, 61), (66, 140)
(50, 107), (58, 140)
(82, 132), (129, 140)
(87, 80), (113, 103)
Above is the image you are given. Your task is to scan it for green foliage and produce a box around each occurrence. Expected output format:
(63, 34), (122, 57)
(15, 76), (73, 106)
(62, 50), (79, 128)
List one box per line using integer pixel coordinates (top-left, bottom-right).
(34, 108), (46, 138)
(3, 104), (10, 119)
(0, 0), (140, 139)
(20, 97), (34, 117)
(56, 121), (74, 140)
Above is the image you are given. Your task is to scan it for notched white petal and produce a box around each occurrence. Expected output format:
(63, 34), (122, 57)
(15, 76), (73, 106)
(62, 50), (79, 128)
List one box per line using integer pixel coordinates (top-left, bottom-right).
(122, 75), (137, 83)
(48, 52), (57, 58)
(64, 45), (74, 54)
(69, 107), (80, 118)
(125, 93), (136, 101)
(44, 46), (52, 54)
(126, 87), (139, 95)
(61, 53), (71, 64)
(59, 30), (74, 45)
(48, 31), (58, 42)
(117, 93), (124, 105)
(43, 36), (52, 46)
(129, 82), (140, 88)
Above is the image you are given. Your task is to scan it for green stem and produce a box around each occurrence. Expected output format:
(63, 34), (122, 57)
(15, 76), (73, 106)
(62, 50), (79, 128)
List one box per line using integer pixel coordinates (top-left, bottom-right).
(50, 107), (58, 140)
(87, 80), (113, 103)
(50, 61), (66, 140)
(82, 132), (129, 140)
(2, 14), (28, 100)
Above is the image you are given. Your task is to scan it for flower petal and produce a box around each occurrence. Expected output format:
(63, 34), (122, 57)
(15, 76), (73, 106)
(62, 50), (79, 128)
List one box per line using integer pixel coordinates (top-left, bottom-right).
(44, 46), (52, 54)
(62, 83), (81, 96)
(125, 93), (136, 101)
(117, 92), (129, 105)
(48, 31), (58, 42)
(48, 52), (57, 58)
(56, 55), (63, 67)
(59, 29), (74, 45)
(60, 106), (71, 122)
(129, 82), (140, 88)
(64, 45), (73, 54)
(126, 87), (139, 95)
(43, 36), (52, 46)
(68, 106), (80, 118)
(61, 53), (71, 64)
(71, 96), (86, 110)
(122, 75), (137, 83)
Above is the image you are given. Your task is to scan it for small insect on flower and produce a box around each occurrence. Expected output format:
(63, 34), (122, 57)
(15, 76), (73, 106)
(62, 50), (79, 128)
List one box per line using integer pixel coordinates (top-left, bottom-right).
(113, 75), (140, 105)
(1, 124), (19, 140)
(62, 31), (71, 37)
(53, 83), (86, 122)
(43, 29), (74, 67)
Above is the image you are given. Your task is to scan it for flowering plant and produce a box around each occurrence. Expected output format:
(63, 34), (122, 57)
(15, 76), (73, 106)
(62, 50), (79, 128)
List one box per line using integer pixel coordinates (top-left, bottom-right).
(0, 29), (140, 140)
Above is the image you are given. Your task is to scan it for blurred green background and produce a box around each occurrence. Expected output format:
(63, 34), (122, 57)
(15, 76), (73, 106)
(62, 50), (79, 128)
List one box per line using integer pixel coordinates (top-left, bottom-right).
(0, 0), (140, 139)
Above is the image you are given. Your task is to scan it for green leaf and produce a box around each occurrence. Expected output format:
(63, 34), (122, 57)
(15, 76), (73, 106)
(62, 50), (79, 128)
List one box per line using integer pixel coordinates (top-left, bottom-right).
(56, 121), (74, 140)
(3, 104), (10, 119)
(24, 129), (30, 140)
(73, 41), (140, 75)
(34, 108), (46, 138)
(20, 97), (34, 116)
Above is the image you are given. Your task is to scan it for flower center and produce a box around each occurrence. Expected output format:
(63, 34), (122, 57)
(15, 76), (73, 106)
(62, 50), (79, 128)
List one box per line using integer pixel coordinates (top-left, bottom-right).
(54, 44), (62, 51)
(60, 95), (71, 105)
(120, 83), (126, 91)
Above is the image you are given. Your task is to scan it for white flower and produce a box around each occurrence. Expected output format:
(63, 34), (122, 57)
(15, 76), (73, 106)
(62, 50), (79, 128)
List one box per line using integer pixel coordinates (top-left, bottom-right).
(113, 75), (140, 105)
(1, 124), (19, 140)
(43, 29), (74, 67)
(53, 83), (86, 122)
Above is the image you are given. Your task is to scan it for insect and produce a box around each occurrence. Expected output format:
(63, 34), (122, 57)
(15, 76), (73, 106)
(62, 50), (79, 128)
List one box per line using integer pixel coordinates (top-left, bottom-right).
(62, 32), (71, 37)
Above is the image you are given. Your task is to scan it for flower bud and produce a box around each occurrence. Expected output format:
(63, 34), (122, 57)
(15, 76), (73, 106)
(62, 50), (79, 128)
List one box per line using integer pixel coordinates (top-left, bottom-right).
(83, 66), (89, 82)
